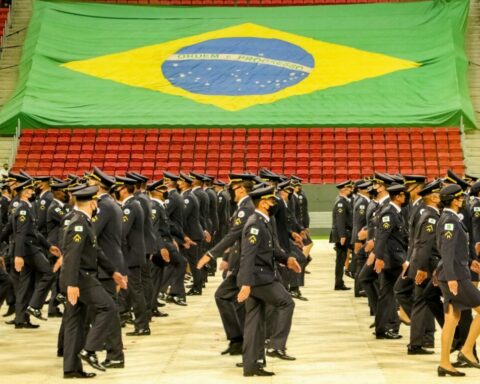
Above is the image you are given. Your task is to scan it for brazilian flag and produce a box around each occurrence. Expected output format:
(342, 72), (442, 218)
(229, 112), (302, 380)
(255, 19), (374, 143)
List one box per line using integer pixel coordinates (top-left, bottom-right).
(0, 0), (475, 133)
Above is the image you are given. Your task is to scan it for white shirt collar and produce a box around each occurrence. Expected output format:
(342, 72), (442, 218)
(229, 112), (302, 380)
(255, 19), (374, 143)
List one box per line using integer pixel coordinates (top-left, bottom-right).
(74, 207), (91, 220)
(98, 192), (109, 199)
(237, 195), (249, 207)
(122, 195), (134, 206)
(389, 201), (402, 213)
(378, 195), (389, 205)
(443, 208), (460, 218)
(53, 198), (64, 208)
(180, 188), (191, 196)
(151, 197), (165, 207)
(2, 194), (10, 201)
(255, 209), (270, 222)
(413, 197), (422, 206)
(192, 186), (201, 191)
(359, 193), (370, 202)
(40, 190), (50, 198)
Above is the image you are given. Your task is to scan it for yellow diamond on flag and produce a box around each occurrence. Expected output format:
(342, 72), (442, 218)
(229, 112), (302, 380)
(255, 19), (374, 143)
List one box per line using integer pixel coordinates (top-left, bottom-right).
(62, 23), (419, 111)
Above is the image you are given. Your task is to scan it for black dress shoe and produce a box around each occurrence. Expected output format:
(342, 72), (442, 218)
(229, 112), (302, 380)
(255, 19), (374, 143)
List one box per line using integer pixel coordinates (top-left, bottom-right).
(2, 304), (15, 317)
(78, 350), (106, 371)
(452, 361), (468, 368)
(64, 371), (96, 379)
(186, 289), (202, 296)
(221, 341), (243, 356)
(266, 349), (296, 361)
(376, 331), (402, 340)
(152, 309), (169, 317)
(57, 349), (64, 357)
(458, 351), (480, 368)
(437, 366), (465, 377)
(423, 342), (435, 349)
(56, 293), (67, 305)
(126, 328), (151, 336)
(26, 306), (47, 321)
(345, 270), (355, 279)
(5, 319), (15, 325)
(408, 346), (435, 355)
(290, 289), (309, 301)
(244, 367), (275, 377)
(170, 296), (188, 306)
(334, 285), (351, 291)
(102, 359), (125, 368)
(15, 321), (40, 329)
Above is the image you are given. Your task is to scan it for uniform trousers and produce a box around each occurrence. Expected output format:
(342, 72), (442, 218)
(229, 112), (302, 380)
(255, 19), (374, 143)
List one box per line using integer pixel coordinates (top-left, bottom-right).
(100, 278), (124, 361)
(242, 281), (295, 373)
(215, 273), (244, 341)
(358, 261), (379, 315)
(15, 249), (55, 323)
(183, 244), (202, 292)
(63, 273), (115, 373)
(141, 258), (153, 321)
(375, 266), (402, 335)
(125, 266), (149, 331)
(334, 242), (348, 288)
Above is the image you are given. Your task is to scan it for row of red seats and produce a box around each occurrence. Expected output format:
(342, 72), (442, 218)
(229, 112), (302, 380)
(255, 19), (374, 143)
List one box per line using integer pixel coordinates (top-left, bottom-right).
(13, 127), (465, 183)
(0, 7), (9, 42)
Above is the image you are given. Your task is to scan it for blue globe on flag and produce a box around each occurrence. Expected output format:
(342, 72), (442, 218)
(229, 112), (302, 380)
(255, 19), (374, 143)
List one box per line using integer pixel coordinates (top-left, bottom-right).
(161, 37), (314, 96)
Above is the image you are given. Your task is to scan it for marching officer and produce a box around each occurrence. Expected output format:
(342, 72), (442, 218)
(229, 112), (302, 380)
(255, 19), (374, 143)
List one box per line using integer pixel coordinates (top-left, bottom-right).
(60, 186), (127, 378)
(237, 186), (301, 377)
(329, 180), (354, 291)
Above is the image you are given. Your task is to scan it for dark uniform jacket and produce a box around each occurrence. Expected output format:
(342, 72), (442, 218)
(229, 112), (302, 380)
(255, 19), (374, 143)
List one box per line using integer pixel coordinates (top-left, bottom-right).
(367, 196), (390, 241)
(352, 194), (369, 243)
(293, 190), (310, 229)
(133, 191), (156, 255)
(406, 198), (425, 260)
(192, 186), (211, 233)
(471, 197), (480, 247)
(60, 210), (116, 289)
(237, 211), (289, 287)
(165, 189), (185, 244)
(35, 190), (54, 237)
(329, 195), (353, 244)
(181, 189), (204, 243)
(94, 193), (127, 277)
(0, 195), (11, 228)
(205, 187), (219, 236)
(121, 196), (146, 268)
(0, 200), (52, 257)
(46, 199), (70, 247)
(216, 189), (231, 239)
(151, 198), (173, 251)
(208, 196), (255, 274)
(436, 208), (471, 282)
(374, 202), (408, 269)
(408, 205), (441, 277)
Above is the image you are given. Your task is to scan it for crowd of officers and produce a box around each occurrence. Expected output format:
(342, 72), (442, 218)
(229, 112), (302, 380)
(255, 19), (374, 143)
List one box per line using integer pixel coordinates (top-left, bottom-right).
(0, 167), (313, 378)
(331, 169), (480, 377)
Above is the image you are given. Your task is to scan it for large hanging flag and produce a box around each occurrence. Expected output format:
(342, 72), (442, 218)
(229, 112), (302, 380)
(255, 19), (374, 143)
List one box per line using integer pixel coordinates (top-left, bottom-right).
(0, 0), (475, 133)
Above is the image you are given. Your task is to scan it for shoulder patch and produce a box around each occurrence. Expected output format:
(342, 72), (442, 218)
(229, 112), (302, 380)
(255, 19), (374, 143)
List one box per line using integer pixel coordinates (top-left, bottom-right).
(248, 235), (257, 244)
(238, 210), (245, 218)
(337, 203), (343, 207)
(73, 234), (82, 243)
(123, 208), (130, 215)
(299, 195), (303, 200)
(64, 220), (71, 226)
(184, 198), (189, 205)
(382, 216), (390, 223)
(164, 199), (170, 205)
(425, 224), (434, 233)
(55, 207), (61, 212)
(474, 207), (480, 212)
(444, 223), (454, 231)
(419, 208), (425, 216)
(250, 228), (259, 235)
(359, 205), (365, 210)
(19, 210), (27, 215)
(74, 226), (83, 232)
(13, 201), (19, 208)
(458, 213), (464, 221)
(428, 218), (437, 224)
(219, 197), (223, 202)
(152, 209), (157, 214)
(41, 200), (46, 205)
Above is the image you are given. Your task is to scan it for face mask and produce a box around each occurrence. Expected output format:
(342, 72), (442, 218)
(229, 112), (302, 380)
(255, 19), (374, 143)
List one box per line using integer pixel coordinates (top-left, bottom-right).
(229, 187), (237, 201)
(28, 193), (36, 202)
(162, 191), (169, 200)
(114, 190), (121, 200)
(267, 202), (278, 217)
(369, 188), (378, 198)
(401, 193), (411, 208)
(92, 208), (98, 217)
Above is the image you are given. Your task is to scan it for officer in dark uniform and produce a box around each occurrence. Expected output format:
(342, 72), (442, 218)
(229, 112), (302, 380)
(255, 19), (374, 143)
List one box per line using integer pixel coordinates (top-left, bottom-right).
(197, 173), (256, 355)
(329, 180), (354, 290)
(0, 182), (14, 317)
(190, 172), (213, 252)
(163, 172), (188, 249)
(46, 180), (72, 317)
(373, 183), (409, 339)
(212, 180), (231, 242)
(151, 180), (186, 305)
(87, 167), (127, 367)
(351, 180), (371, 296)
(60, 186), (127, 378)
(471, 181), (480, 257)
(291, 176), (313, 271)
(126, 172), (156, 323)
(34, 175), (54, 238)
(0, 179), (61, 326)
(177, 172), (205, 296)
(407, 179), (444, 355)
(202, 174), (219, 246)
(237, 186), (301, 377)
(113, 176), (149, 336)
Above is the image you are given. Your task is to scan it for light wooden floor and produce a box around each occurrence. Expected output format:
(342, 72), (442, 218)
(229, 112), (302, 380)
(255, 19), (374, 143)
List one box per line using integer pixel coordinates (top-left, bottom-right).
(1, 240), (480, 383)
